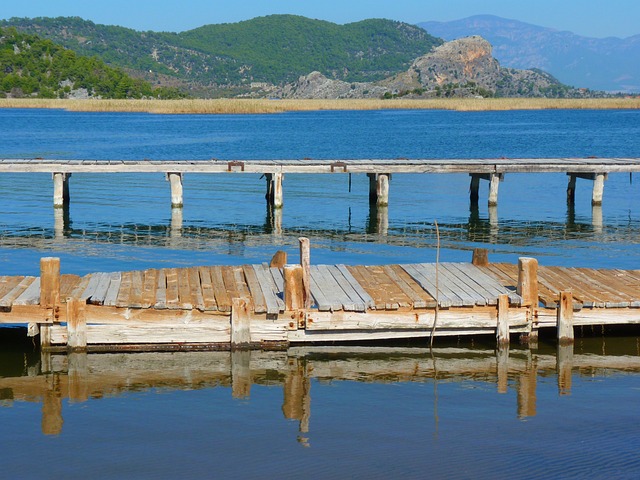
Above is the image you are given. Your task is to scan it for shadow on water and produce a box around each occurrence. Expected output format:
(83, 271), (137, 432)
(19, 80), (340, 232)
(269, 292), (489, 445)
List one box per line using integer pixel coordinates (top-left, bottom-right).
(1, 327), (638, 438)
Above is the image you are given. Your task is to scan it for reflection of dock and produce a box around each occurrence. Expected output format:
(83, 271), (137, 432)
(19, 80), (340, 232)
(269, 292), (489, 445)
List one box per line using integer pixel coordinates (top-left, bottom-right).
(0, 242), (638, 350)
(1, 344), (639, 436)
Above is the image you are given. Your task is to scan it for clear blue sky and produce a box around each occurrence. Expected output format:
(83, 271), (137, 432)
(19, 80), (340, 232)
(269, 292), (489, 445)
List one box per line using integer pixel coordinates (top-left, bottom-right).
(2, 0), (639, 38)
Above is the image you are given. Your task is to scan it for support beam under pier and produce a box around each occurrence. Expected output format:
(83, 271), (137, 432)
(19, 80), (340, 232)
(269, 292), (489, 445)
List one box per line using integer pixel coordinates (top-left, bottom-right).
(566, 172), (608, 206)
(469, 173), (503, 207)
(368, 173), (390, 207)
(166, 172), (183, 208)
(52, 172), (71, 208)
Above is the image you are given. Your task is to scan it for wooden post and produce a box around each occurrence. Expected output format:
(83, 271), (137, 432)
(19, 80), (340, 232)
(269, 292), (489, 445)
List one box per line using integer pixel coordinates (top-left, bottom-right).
(66, 297), (87, 350)
(517, 257), (538, 308)
(273, 172), (283, 209)
(469, 174), (480, 204)
(52, 172), (70, 208)
(496, 294), (510, 345)
(367, 173), (377, 204)
(231, 298), (251, 348)
(299, 237), (311, 309)
(270, 250), (288, 268)
(40, 257), (61, 318)
(472, 248), (489, 266)
(591, 173), (606, 206)
(284, 265), (305, 311)
(166, 172), (183, 208)
(376, 173), (390, 207)
(557, 291), (574, 344)
(566, 174), (577, 204)
(488, 173), (500, 206)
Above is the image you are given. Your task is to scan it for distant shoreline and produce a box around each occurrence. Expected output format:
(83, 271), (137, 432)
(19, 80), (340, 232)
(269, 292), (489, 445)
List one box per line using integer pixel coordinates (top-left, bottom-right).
(0, 97), (639, 114)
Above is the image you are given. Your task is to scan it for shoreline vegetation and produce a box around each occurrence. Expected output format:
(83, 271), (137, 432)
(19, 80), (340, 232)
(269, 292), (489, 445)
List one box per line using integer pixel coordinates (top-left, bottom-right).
(0, 97), (639, 114)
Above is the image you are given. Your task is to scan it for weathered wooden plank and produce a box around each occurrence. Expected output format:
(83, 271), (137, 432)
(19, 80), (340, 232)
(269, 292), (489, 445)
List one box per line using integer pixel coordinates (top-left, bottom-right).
(116, 271), (133, 308)
(336, 264), (375, 310)
(437, 263), (488, 306)
(325, 265), (367, 312)
(210, 266), (232, 312)
(565, 267), (630, 308)
(448, 263), (521, 306)
(577, 268), (639, 307)
(307, 270), (334, 312)
(312, 265), (352, 311)
(0, 276), (35, 308)
(176, 268), (193, 310)
(401, 264), (457, 308)
(198, 266), (218, 311)
(103, 273), (122, 307)
(385, 264), (436, 309)
(187, 267), (205, 311)
(129, 270), (145, 309)
(153, 270), (167, 310)
(539, 266), (601, 307)
(140, 269), (158, 309)
(81, 273), (104, 303)
(269, 267), (285, 293)
(87, 273), (113, 306)
(60, 274), (82, 299)
(242, 265), (267, 314)
(14, 277), (41, 305)
(164, 268), (180, 309)
(346, 266), (386, 310)
(251, 265), (284, 314)
(231, 266), (253, 311)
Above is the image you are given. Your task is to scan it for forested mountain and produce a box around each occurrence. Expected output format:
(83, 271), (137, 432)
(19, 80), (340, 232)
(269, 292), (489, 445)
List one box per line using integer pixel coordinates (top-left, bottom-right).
(1, 15), (442, 96)
(0, 26), (184, 98)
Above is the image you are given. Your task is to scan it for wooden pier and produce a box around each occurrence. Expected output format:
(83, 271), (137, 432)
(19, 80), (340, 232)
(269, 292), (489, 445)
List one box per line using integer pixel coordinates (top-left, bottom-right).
(0, 241), (638, 351)
(1, 157), (640, 210)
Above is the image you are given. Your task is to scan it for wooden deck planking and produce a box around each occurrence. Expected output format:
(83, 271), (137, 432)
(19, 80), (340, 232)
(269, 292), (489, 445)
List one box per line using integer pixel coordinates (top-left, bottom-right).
(346, 266), (396, 310)
(0, 276), (35, 308)
(242, 265), (268, 314)
(401, 264), (460, 308)
(164, 268), (180, 309)
(308, 269), (336, 311)
(14, 277), (41, 305)
(540, 266), (608, 307)
(197, 266), (218, 312)
(565, 267), (633, 308)
(209, 266), (232, 312)
(449, 263), (521, 306)
(128, 270), (145, 309)
(251, 265), (284, 314)
(87, 273), (113, 305)
(153, 270), (167, 310)
(437, 264), (491, 306)
(60, 274), (82, 299)
(141, 269), (158, 309)
(103, 273), (122, 307)
(384, 264), (436, 309)
(116, 271), (133, 308)
(335, 265), (376, 310)
(312, 265), (355, 311)
(230, 266), (254, 312)
(325, 265), (368, 312)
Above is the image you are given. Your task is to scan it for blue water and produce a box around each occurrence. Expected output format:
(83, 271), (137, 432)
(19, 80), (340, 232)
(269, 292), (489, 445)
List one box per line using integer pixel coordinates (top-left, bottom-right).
(0, 108), (639, 478)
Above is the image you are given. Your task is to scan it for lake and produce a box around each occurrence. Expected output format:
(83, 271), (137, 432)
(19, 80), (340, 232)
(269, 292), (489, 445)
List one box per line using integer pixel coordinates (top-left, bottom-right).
(0, 108), (639, 478)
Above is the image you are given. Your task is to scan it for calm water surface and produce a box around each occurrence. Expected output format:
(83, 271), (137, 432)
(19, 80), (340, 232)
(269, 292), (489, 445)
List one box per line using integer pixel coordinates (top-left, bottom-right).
(0, 108), (639, 478)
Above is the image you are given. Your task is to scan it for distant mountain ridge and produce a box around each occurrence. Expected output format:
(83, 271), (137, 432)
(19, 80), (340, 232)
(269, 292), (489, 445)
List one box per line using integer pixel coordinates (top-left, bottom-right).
(0, 15), (442, 96)
(419, 15), (640, 93)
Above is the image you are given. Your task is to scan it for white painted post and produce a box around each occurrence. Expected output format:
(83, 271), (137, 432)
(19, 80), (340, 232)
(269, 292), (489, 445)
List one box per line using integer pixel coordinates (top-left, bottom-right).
(376, 173), (389, 207)
(592, 173), (606, 205)
(273, 172), (284, 209)
(488, 173), (500, 206)
(52, 172), (70, 208)
(167, 172), (183, 208)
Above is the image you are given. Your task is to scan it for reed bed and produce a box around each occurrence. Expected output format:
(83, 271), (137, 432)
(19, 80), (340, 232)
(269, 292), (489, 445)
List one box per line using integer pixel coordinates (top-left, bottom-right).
(1, 97), (639, 114)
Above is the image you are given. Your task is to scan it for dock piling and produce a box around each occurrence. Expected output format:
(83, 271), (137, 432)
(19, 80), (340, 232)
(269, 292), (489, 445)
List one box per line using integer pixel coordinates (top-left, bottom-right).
(497, 294), (510, 345)
(166, 172), (183, 208)
(52, 172), (70, 208)
(557, 291), (574, 344)
(66, 297), (87, 350)
(299, 237), (311, 309)
(231, 298), (251, 348)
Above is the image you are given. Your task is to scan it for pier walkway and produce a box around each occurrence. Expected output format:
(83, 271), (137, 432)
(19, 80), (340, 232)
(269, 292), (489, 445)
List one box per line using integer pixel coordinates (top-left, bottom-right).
(0, 243), (638, 351)
(2, 157), (640, 209)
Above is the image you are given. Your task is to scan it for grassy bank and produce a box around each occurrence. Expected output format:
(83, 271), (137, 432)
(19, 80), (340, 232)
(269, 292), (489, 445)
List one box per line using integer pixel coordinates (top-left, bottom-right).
(1, 97), (639, 114)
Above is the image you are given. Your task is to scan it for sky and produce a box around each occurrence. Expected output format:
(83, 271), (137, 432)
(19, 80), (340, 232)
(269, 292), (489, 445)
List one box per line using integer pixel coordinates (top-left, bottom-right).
(2, 0), (639, 39)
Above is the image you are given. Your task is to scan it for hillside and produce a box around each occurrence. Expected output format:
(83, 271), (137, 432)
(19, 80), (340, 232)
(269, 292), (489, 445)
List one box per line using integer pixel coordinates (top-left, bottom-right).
(280, 36), (588, 99)
(0, 26), (183, 99)
(1, 15), (443, 96)
(419, 15), (640, 93)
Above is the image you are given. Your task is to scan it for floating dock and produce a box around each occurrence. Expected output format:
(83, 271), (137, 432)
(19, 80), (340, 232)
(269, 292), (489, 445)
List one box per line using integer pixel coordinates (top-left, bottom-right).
(1, 241), (638, 351)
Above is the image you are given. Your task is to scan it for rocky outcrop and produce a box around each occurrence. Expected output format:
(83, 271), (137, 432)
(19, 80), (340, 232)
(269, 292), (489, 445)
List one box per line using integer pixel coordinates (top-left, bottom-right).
(280, 36), (591, 99)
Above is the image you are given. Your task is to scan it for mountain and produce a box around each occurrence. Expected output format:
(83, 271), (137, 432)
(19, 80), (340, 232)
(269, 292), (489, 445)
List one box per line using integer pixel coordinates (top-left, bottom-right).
(1, 15), (442, 96)
(0, 26), (183, 99)
(419, 15), (640, 93)
(280, 36), (586, 99)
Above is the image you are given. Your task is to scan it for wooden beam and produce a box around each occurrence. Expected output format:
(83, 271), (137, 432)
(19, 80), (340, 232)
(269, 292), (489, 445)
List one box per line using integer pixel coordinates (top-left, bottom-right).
(592, 172), (606, 205)
(557, 291), (574, 344)
(66, 297), (87, 350)
(284, 265), (305, 311)
(52, 172), (70, 208)
(517, 257), (538, 308)
(472, 248), (489, 266)
(496, 294), (510, 345)
(376, 173), (390, 207)
(166, 172), (183, 208)
(273, 172), (283, 209)
(488, 173), (500, 206)
(299, 237), (311, 309)
(40, 257), (61, 316)
(231, 298), (251, 348)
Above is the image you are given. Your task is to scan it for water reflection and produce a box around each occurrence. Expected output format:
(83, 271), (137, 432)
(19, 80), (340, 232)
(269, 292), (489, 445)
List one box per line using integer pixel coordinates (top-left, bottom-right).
(1, 338), (638, 438)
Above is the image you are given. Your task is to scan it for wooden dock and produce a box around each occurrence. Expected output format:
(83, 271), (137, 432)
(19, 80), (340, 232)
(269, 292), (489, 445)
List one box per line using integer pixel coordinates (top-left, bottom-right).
(0, 242), (638, 351)
(2, 157), (639, 209)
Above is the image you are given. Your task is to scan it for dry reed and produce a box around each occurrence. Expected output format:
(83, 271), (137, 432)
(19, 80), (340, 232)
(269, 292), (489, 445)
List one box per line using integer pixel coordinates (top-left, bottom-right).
(1, 97), (639, 114)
